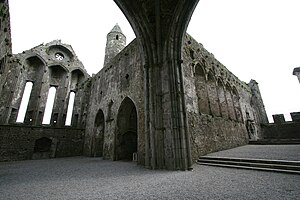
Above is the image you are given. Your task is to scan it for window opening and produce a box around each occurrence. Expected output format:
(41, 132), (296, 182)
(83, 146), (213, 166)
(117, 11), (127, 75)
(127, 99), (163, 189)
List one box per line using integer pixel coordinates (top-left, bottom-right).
(55, 53), (64, 61)
(65, 91), (75, 126)
(16, 82), (33, 123)
(42, 87), (56, 124)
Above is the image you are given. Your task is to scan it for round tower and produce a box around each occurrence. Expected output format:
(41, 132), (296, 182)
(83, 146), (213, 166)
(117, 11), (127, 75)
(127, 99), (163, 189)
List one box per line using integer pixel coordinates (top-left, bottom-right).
(104, 24), (126, 66)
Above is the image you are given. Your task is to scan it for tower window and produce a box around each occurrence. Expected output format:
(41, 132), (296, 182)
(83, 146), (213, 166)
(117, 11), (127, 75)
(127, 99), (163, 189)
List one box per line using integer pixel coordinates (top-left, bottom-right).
(116, 35), (119, 40)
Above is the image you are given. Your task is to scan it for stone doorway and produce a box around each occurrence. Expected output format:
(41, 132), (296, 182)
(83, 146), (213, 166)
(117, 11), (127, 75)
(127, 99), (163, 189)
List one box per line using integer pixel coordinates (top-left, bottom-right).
(92, 109), (105, 157)
(115, 97), (137, 161)
(32, 137), (56, 159)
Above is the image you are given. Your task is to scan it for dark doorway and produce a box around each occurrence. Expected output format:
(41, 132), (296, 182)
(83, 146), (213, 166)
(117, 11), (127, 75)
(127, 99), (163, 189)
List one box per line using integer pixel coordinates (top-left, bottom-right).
(115, 97), (137, 161)
(92, 109), (105, 157)
(32, 137), (55, 159)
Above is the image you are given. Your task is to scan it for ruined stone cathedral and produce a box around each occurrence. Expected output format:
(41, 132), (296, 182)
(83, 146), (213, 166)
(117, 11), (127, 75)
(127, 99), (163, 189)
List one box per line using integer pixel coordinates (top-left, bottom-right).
(0, 0), (269, 170)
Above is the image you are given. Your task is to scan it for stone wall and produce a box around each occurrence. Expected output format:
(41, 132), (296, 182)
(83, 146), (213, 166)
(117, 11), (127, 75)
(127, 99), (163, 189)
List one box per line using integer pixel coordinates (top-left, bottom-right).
(262, 113), (300, 140)
(182, 34), (266, 160)
(84, 40), (145, 165)
(0, 0), (12, 105)
(0, 125), (84, 161)
(0, 40), (90, 127)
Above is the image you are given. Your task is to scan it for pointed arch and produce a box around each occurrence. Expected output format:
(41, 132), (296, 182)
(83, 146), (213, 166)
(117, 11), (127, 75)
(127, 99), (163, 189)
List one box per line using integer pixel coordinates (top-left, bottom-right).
(91, 109), (105, 157)
(207, 72), (221, 117)
(194, 64), (210, 115)
(70, 69), (85, 90)
(225, 83), (236, 120)
(232, 87), (243, 122)
(217, 79), (229, 119)
(115, 97), (138, 161)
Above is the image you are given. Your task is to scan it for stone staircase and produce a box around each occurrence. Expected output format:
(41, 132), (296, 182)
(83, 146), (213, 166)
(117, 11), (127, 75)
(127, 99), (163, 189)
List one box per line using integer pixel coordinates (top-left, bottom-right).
(197, 156), (300, 174)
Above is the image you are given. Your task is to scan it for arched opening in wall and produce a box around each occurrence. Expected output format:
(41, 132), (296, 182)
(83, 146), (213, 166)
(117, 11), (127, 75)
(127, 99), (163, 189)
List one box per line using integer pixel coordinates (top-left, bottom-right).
(42, 87), (57, 125)
(92, 109), (105, 157)
(70, 69), (85, 90)
(16, 82), (33, 123)
(194, 64), (210, 115)
(49, 65), (68, 85)
(24, 56), (45, 125)
(65, 91), (75, 126)
(115, 97), (137, 161)
(217, 79), (229, 119)
(225, 84), (237, 121)
(232, 87), (243, 122)
(32, 137), (55, 159)
(207, 72), (221, 117)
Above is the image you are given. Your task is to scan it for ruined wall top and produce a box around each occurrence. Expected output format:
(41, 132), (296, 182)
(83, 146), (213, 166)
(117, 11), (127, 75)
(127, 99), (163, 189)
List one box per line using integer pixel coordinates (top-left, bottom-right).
(12, 40), (89, 77)
(184, 34), (251, 93)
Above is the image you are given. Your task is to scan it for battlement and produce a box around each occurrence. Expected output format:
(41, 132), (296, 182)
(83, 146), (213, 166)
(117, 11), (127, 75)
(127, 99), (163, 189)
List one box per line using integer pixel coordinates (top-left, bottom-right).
(272, 112), (300, 123)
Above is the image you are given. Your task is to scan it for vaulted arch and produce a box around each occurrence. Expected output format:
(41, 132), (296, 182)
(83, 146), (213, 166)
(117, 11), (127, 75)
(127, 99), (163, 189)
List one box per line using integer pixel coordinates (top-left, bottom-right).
(91, 109), (105, 157)
(113, 0), (199, 170)
(115, 97), (137, 161)
(225, 83), (236, 121)
(194, 64), (209, 115)
(207, 72), (221, 117)
(217, 79), (229, 119)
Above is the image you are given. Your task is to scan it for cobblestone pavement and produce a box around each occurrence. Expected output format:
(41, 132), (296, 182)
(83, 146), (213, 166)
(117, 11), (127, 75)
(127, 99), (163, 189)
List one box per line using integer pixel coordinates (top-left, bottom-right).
(0, 156), (299, 200)
(206, 145), (300, 161)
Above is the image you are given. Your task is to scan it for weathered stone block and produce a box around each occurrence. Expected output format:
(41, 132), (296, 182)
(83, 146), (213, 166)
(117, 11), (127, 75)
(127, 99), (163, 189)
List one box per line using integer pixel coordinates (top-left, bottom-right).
(272, 114), (286, 124)
(291, 112), (300, 122)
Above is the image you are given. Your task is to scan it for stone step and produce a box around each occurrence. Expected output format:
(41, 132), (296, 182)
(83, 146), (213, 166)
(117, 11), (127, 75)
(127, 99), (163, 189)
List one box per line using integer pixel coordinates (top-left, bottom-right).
(197, 156), (300, 174)
(249, 139), (300, 145)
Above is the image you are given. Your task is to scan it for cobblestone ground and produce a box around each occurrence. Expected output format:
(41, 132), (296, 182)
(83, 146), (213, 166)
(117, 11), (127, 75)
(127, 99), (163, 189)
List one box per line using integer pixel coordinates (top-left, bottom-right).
(0, 156), (299, 200)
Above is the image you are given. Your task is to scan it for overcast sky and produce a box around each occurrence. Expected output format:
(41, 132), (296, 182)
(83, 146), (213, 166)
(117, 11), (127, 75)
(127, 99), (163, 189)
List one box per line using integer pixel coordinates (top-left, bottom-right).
(9, 0), (300, 122)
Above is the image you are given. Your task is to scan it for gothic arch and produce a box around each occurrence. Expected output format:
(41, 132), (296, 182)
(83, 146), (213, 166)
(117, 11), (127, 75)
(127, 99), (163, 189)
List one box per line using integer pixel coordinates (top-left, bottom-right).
(21, 56), (46, 125)
(225, 83), (236, 121)
(217, 79), (229, 119)
(70, 69), (85, 90)
(115, 97), (138, 161)
(91, 109), (105, 157)
(194, 64), (209, 115)
(232, 87), (243, 122)
(207, 72), (221, 117)
(48, 45), (74, 61)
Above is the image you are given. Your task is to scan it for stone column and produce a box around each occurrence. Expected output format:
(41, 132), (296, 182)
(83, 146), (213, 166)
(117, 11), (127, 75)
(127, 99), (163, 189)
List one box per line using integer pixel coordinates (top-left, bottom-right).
(114, 0), (199, 170)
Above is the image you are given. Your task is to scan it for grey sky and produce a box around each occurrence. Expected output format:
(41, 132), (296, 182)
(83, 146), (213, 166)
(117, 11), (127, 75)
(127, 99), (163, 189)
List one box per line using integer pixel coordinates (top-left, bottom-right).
(8, 0), (300, 122)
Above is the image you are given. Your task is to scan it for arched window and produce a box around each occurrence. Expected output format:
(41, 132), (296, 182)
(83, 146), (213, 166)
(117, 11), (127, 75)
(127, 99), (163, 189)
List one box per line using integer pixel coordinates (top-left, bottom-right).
(65, 91), (75, 126)
(194, 65), (210, 115)
(42, 87), (57, 124)
(16, 82), (33, 123)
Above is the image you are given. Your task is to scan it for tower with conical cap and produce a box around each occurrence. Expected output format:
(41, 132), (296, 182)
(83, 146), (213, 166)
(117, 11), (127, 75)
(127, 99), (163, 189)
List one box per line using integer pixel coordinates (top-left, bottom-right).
(104, 24), (126, 66)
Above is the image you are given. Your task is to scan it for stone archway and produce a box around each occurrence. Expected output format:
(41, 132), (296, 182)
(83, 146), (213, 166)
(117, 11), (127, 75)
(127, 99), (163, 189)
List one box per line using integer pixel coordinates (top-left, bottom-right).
(92, 109), (105, 157)
(32, 137), (56, 159)
(115, 97), (137, 161)
(113, 0), (199, 170)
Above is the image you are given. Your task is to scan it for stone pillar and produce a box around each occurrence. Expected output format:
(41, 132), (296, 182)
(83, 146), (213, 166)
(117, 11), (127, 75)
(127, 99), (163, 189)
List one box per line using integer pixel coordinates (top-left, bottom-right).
(114, 0), (199, 170)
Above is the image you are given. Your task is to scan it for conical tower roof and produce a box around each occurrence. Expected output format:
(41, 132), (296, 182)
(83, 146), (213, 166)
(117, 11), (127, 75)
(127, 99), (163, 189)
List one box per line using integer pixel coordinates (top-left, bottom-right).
(110, 23), (123, 33)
